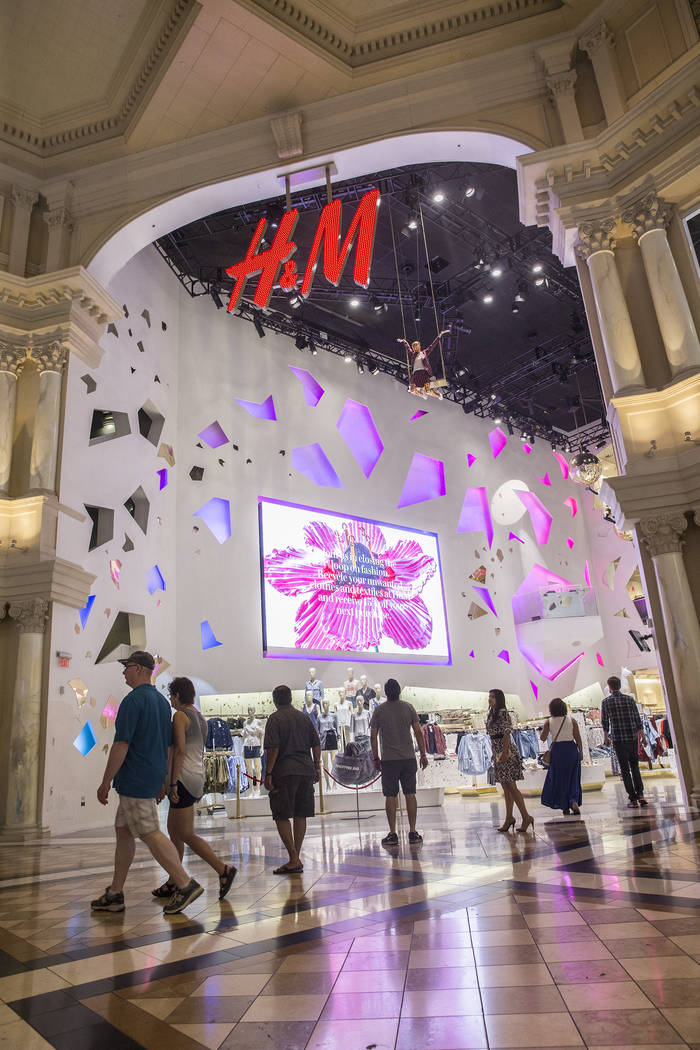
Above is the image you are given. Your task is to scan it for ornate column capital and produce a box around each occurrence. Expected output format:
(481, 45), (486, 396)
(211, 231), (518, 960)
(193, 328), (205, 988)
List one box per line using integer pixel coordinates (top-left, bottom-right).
(9, 597), (49, 633)
(639, 512), (688, 556)
(579, 20), (615, 58)
(44, 207), (73, 231)
(29, 341), (68, 374)
(546, 69), (577, 99)
(0, 340), (27, 376)
(11, 186), (39, 213)
(622, 194), (671, 239)
(575, 218), (617, 259)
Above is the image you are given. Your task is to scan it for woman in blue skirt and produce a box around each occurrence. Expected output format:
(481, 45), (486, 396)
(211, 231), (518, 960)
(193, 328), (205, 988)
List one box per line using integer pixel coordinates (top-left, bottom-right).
(540, 698), (583, 815)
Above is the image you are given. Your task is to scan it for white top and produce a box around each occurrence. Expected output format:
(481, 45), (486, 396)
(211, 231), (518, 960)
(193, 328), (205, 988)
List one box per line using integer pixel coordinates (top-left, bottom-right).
(549, 715), (575, 742)
(336, 700), (352, 726)
(242, 718), (264, 748)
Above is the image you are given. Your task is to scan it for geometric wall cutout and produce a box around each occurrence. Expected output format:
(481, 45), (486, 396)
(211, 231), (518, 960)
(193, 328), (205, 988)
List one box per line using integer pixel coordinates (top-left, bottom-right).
(158, 443), (176, 466)
(194, 497), (231, 544)
(336, 399), (383, 478)
(201, 620), (222, 649)
(602, 556), (621, 591)
(552, 451), (570, 479)
(469, 565), (487, 584)
(79, 595), (95, 630)
(81, 374), (97, 394)
(488, 427), (508, 459)
(189, 466), (205, 481)
(138, 400), (165, 446)
(68, 678), (89, 706)
(95, 611), (147, 663)
(109, 559), (122, 588)
(124, 486), (149, 534)
(564, 497), (578, 517)
(491, 480), (529, 525)
(625, 566), (643, 600)
(101, 698), (119, 728)
(141, 308), (151, 327)
(157, 468), (168, 490)
(147, 565), (166, 595)
(289, 365), (324, 407)
(472, 585), (497, 617)
(73, 721), (98, 756)
(458, 487), (493, 547)
(235, 394), (276, 420)
(89, 410), (131, 445)
(198, 421), (228, 448)
(468, 603), (488, 620)
(122, 533), (134, 552)
(515, 490), (553, 545)
(84, 504), (114, 551)
(398, 453), (445, 508)
(291, 443), (343, 488)
(614, 608), (630, 617)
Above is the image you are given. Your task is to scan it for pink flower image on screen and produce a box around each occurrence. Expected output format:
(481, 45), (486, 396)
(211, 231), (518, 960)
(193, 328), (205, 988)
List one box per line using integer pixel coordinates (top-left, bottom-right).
(264, 518), (437, 651)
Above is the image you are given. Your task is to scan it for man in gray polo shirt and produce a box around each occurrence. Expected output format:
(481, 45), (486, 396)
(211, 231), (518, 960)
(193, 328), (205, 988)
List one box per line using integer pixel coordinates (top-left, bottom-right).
(370, 678), (428, 846)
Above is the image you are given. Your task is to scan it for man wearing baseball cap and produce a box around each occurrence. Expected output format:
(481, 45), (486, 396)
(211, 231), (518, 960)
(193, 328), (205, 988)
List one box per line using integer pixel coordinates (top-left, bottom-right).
(91, 650), (203, 915)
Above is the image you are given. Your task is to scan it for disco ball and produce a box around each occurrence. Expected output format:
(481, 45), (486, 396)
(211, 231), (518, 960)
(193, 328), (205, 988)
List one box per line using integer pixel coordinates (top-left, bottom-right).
(570, 450), (603, 486)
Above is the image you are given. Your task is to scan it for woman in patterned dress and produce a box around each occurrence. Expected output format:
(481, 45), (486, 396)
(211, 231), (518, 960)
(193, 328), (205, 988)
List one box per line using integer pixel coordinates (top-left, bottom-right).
(486, 689), (534, 833)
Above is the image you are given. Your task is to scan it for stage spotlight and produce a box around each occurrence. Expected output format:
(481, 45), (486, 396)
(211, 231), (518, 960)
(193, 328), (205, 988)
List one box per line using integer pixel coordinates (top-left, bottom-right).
(465, 185), (476, 198)
(511, 301), (520, 313)
(532, 262), (544, 273)
(534, 276), (545, 287)
(432, 190), (445, 203)
(356, 357), (365, 375)
(350, 297), (360, 308)
(491, 265), (503, 278)
(494, 415), (503, 424)
(408, 215), (419, 230)
(515, 282), (527, 302)
(368, 362), (380, 375)
(295, 334), (308, 350)
(289, 294), (301, 309)
(253, 316), (265, 339)
(210, 289), (224, 310)
(309, 337), (317, 355)
(267, 203), (285, 228)
(482, 293), (494, 304)
(344, 353), (353, 363)
(370, 296), (383, 312)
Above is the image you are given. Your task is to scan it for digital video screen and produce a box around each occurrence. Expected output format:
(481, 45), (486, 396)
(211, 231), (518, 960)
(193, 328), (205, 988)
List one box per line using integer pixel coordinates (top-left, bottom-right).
(259, 497), (451, 664)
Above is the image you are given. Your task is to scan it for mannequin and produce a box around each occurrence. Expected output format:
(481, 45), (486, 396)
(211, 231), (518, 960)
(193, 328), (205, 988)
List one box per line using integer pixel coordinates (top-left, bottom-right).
(351, 696), (370, 749)
(356, 674), (376, 710)
(303, 691), (320, 731)
(335, 687), (352, 748)
(243, 705), (264, 793)
(305, 667), (324, 707)
(372, 683), (384, 709)
(318, 699), (339, 791)
(344, 667), (360, 696)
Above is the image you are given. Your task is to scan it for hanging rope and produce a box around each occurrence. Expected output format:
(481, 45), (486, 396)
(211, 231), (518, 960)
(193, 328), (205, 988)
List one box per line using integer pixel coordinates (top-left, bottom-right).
(387, 198), (411, 377)
(418, 198), (446, 383)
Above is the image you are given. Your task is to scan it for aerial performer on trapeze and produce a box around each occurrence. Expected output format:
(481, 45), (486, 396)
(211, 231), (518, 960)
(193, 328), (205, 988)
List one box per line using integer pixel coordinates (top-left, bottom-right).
(398, 330), (450, 398)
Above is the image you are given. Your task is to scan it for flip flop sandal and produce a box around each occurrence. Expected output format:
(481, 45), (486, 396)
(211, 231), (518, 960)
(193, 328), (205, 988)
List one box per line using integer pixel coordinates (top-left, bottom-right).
(273, 864), (304, 874)
(152, 881), (175, 899)
(218, 864), (237, 901)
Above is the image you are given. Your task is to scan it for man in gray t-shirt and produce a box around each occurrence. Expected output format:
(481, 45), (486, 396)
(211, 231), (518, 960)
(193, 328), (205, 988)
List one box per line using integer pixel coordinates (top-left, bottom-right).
(370, 678), (428, 846)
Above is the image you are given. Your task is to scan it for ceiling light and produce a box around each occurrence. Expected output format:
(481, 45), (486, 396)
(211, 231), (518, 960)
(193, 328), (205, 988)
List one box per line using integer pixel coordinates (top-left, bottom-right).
(511, 302), (519, 313)
(532, 263), (544, 273)
(356, 357), (365, 375)
(309, 338), (317, 355)
(490, 393), (497, 400)
(482, 294), (494, 304)
(432, 191), (445, 203)
(369, 362), (380, 375)
(494, 416), (503, 424)
(253, 316), (265, 339)
(465, 186), (476, 198)
(534, 276), (545, 287)
(350, 297), (360, 307)
(344, 353), (353, 363)
(491, 266), (503, 278)
(408, 216), (418, 230)
(289, 295), (301, 308)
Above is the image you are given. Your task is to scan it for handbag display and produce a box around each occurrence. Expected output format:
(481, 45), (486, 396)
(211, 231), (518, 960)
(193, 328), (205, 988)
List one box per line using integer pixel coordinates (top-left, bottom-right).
(542, 716), (566, 767)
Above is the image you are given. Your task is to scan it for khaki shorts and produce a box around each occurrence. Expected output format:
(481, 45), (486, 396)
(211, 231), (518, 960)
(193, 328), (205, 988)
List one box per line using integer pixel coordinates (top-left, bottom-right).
(115, 795), (159, 837)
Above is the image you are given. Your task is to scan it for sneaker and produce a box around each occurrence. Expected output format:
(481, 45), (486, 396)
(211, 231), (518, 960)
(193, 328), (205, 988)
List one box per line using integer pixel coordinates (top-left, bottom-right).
(638, 798), (649, 807)
(408, 831), (423, 844)
(91, 887), (125, 912)
(627, 801), (639, 809)
(381, 831), (399, 846)
(163, 879), (203, 915)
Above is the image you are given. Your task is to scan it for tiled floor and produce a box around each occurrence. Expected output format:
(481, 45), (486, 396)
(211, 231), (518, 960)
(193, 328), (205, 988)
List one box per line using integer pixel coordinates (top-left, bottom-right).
(0, 780), (698, 1049)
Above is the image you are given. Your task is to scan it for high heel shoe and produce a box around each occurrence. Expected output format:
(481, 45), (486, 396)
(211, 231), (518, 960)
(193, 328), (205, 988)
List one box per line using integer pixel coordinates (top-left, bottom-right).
(517, 816), (534, 833)
(496, 818), (515, 833)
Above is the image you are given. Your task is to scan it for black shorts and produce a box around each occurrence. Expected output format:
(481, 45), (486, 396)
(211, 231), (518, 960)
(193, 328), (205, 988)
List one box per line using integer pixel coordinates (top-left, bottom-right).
(381, 758), (417, 798)
(244, 746), (261, 759)
(269, 775), (315, 821)
(169, 780), (199, 810)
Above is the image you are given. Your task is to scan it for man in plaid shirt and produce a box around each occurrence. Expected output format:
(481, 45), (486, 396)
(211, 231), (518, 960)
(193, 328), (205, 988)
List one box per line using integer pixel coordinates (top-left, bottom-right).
(602, 675), (648, 809)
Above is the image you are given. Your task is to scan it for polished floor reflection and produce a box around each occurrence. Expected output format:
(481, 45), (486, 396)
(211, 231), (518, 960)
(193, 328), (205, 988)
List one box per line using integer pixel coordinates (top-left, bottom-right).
(0, 781), (698, 1049)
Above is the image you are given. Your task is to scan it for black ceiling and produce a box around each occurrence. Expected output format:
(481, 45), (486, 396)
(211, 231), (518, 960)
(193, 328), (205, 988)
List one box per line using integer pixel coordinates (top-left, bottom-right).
(156, 162), (607, 447)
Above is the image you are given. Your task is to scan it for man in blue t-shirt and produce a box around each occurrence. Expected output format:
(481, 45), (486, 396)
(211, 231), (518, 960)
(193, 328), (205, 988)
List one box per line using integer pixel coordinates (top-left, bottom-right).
(91, 651), (203, 915)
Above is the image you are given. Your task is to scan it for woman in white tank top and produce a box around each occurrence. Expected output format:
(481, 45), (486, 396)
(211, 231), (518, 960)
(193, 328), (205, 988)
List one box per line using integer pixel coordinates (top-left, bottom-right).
(152, 676), (236, 902)
(540, 698), (583, 816)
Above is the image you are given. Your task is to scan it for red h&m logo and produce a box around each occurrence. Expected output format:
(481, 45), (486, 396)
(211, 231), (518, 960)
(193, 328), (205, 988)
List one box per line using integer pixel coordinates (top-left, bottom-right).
(226, 188), (380, 312)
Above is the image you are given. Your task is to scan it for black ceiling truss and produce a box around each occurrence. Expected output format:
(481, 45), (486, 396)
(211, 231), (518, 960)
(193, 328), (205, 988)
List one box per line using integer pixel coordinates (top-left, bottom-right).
(155, 162), (609, 450)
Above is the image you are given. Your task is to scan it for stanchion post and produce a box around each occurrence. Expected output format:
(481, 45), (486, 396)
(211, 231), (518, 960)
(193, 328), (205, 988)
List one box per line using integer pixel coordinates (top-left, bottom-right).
(235, 763), (241, 820)
(318, 767), (327, 815)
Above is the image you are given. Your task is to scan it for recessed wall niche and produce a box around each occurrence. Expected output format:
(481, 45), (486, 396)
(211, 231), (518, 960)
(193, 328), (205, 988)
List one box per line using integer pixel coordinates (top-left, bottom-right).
(95, 612), (147, 663)
(124, 487), (149, 534)
(84, 505), (114, 550)
(138, 400), (165, 446)
(89, 410), (131, 445)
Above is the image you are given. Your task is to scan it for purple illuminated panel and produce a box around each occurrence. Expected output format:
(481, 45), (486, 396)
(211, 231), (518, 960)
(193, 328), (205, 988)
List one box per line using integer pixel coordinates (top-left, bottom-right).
(517, 647), (584, 681)
(147, 565), (166, 595)
(553, 451), (570, 479)
(236, 394), (277, 420)
(457, 487), (493, 548)
(289, 365), (324, 407)
(596, 652), (604, 666)
(566, 537), (575, 549)
(198, 420), (228, 448)
(157, 468), (168, 490)
(79, 594), (95, 630)
(194, 497), (231, 544)
(336, 399), (384, 478)
(498, 649), (510, 664)
(508, 531), (525, 544)
(468, 649), (475, 658)
(488, 427), (508, 459)
(472, 585), (497, 616)
(512, 564), (589, 681)
(201, 620), (222, 650)
(530, 680), (538, 699)
(633, 596), (648, 622)
(398, 453), (446, 508)
(564, 497), (578, 517)
(73, 720), (97, 756)
(292, 443), (343, 488)
(516, 490), (553, 545)
(538, 473), (551, 486)
(466, 453), (476, 468)
(523, 443), (533, 454)
(584, 560), (591, 587)
(410, 410), (428, 422)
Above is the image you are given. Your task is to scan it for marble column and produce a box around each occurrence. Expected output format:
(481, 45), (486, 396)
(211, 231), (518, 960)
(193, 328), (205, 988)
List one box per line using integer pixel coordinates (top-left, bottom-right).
(0, 345), (25, 495)
(8, 186), (38, 277)
(29, 342), (67, 493)
(4, 598), (49, 832)
(546, 70), (584, 144)
(576, 221), (646, 394)
(639, 513), (700, 806)
(623, 195), (700, 377)
(579, 20), (626, 125)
